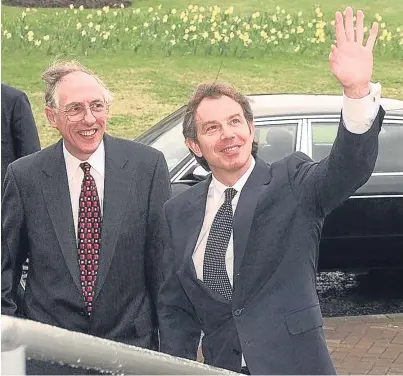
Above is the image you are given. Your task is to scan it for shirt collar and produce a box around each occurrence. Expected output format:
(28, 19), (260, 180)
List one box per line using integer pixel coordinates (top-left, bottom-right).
(63, 140), (105, 179)
(211, 157), (256, 204)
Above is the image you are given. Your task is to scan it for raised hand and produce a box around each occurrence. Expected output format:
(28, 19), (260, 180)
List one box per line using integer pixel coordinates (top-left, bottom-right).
(329, 7), (379, 99)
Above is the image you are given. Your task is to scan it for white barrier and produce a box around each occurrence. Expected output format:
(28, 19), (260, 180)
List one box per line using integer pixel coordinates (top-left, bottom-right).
(1, 315), (238, 375)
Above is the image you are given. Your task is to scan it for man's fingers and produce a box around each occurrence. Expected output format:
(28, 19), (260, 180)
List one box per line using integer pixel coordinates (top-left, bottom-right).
(329, 44), (337, 63)
(355, 10), (364, 44)
(335, 11), (346, 46)
(366, 22), (379, 50)
(344, 7), (355, 42)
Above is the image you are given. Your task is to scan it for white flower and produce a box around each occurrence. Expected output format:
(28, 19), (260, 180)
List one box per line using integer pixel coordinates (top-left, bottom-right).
(88, 22), (94, 28)
(6, 32), (11, 39)
(87, 14), (93, 19)
(76, 22), (82, 30)
(91, 37), (96, 42)
(95, 24), (101, 31)
(97, 10), (102, 16)
(69, 4), (74, 9)
(34, 39), (41, 46)
(81, 30), (87, 36)
(79, 5), (84, 11)
(43, 35), (50, 41)
(125, 27), (129, 32)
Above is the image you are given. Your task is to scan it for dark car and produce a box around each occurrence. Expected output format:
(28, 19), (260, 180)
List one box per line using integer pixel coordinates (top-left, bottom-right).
(137, 94), (403, 272)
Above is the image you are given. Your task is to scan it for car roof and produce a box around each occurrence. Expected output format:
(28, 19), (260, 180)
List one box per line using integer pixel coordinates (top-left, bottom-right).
(247, 94), (403, 117)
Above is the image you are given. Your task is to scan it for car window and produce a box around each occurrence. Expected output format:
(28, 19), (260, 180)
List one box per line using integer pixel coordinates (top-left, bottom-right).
(311, 121), (403, 173)
(148, 122), (190, 171)
(255, 123), (298, 163)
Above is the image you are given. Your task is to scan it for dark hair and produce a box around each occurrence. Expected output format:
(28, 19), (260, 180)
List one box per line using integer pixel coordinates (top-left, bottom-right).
(182, 82), (258, 171)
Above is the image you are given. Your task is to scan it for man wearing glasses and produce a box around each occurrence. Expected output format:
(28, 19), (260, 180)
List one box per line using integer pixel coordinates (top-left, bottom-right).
(1, 60), (171, 374)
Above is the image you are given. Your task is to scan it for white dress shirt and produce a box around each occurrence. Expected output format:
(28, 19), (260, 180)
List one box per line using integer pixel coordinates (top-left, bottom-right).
(63, 141), (105, 242)
(192, 84), (381, 366)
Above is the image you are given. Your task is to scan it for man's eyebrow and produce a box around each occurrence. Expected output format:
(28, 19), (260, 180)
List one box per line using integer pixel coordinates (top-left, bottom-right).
(227, 113), (242, 120)
(64, 99), (104, 107)
(200, 120), (219, 128)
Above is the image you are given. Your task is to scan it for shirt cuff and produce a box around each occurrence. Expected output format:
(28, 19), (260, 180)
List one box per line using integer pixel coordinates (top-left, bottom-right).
(342, 82), (382, 134)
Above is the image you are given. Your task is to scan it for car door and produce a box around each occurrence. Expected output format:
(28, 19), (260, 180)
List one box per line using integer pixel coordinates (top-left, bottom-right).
(308, 116), (403, 271)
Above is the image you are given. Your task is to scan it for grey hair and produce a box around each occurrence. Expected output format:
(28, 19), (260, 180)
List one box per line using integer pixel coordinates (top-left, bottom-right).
(41, 59), (113, 109)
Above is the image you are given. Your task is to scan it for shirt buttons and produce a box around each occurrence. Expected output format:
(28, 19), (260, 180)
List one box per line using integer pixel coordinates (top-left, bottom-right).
(233, 308), (244, 317)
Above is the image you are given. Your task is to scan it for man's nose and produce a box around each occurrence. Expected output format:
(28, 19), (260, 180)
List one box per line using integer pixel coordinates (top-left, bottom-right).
(83, 108), (97, 124)
(221, 124), (235, 139)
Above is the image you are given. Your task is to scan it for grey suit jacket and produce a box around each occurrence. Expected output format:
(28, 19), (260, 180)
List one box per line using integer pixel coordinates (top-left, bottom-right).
(158, 108), (385, 375)
(2, 134), (171, 349)
(1, 84), (40, 193)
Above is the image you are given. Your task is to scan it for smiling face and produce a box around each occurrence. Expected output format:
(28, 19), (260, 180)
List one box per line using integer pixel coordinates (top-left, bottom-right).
(45, 71), (108, 161)
(186, 95), (255, 186)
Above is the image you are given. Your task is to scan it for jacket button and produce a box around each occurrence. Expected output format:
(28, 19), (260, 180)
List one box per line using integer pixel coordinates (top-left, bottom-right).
(233, 308), (243, 317)
(233, 349), (241, 355)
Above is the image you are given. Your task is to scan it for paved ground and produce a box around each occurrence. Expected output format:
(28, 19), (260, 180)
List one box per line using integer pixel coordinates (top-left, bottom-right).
(197, 314), (403, 375)
(325, 313), (403, 375)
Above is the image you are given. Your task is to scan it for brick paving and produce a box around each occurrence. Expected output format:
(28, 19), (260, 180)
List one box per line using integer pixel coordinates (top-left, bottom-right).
(197, 314), (403, 375)
(324, 314), (403, 375)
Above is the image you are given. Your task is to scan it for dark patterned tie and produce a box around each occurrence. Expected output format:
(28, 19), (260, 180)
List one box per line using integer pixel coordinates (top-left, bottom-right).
(77, 162), (102, 315)
(203, 188), (237, 300)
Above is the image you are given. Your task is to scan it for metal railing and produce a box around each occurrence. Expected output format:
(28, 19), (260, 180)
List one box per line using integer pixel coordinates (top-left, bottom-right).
(1, 315), (238, 375)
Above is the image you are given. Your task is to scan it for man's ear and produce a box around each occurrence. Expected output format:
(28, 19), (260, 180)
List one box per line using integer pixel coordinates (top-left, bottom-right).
(45, 107), (57, 129)
(248, 121), (255, 138)
(185, 138), (203, 158)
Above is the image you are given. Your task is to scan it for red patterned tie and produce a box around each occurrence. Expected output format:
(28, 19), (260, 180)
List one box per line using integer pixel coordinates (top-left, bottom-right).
(77, 162), (102, 315)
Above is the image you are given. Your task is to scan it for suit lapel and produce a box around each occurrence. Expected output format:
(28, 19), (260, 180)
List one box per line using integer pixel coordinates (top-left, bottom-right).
(233, 158), (272, 296)
(94, 135), (134, 299)
(181, 176), (211, 280)
(178, 176), (231, 305)
(41, 141), (82, 293)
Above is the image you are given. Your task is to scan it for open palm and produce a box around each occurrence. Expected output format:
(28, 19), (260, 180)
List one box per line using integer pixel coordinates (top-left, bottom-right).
(329, 7), (379, 96)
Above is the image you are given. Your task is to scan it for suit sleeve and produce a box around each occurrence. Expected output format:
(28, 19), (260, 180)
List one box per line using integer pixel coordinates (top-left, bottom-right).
(289, 107), (385, 217)
(157, 205), (201, 360)
(11, 92), (41, 158)
(144, 152), (171, 318)
(1, 165), (29, 316)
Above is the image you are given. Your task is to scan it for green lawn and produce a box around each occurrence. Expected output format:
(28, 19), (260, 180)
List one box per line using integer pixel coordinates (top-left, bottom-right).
(2, 1), (402, 147)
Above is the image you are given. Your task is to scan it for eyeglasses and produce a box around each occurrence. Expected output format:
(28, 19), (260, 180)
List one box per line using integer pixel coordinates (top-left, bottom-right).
(60, 101), (109, 122)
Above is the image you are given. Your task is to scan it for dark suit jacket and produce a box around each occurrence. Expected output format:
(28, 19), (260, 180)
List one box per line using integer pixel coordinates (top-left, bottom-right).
(158, 108), (385, 375)
(2, 134), (171, 350)
(1, 84), (40, 192)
